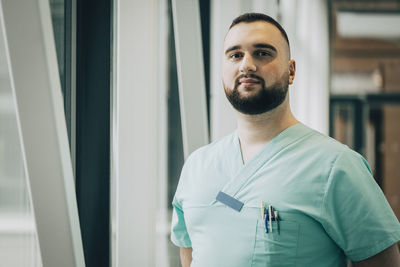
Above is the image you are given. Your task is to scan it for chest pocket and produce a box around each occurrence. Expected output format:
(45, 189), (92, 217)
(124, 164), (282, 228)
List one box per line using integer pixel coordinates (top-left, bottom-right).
(251, 218), (299, 267)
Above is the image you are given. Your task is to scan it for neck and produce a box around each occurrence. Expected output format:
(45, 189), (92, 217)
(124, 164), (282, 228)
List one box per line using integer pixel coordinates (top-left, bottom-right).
(236, 99), (298, 147)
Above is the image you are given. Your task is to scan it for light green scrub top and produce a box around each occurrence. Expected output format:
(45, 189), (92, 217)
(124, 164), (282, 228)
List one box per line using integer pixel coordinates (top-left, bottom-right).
(171, 123), (400, 267)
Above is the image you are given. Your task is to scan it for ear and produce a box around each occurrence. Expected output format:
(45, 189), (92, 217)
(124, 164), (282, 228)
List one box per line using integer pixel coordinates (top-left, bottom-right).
(288, 60), (296, 85)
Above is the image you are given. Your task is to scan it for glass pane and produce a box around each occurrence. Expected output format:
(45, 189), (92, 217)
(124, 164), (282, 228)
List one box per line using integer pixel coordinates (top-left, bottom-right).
(330, 0), (400, 220)
(0, 16), (42, 267)
(364, 103), (400, 218)
(332, 102), (355, 149)
(381, 104), (400, 220)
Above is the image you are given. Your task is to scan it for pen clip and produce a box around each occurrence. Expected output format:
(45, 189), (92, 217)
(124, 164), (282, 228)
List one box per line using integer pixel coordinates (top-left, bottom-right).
(261, 201), (265, 219)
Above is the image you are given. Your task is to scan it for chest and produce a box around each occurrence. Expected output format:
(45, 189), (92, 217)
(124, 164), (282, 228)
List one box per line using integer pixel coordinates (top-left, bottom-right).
(240, 143), (266, 165)
(181, 153), (328, 214)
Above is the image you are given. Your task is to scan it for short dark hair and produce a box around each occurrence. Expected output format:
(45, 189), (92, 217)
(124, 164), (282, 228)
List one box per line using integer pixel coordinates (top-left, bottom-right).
(229, 13), (290, 49)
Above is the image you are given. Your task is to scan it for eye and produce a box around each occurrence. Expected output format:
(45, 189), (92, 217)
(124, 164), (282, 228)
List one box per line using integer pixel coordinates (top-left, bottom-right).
(254, 50), (272, 57)
(229, 52), (243, 60)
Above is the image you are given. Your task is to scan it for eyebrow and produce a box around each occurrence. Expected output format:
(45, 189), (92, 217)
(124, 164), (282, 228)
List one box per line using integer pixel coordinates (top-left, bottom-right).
(253, 43), (277, 52)
(224, 43), (277, 55)
(224, 45), (241, 55)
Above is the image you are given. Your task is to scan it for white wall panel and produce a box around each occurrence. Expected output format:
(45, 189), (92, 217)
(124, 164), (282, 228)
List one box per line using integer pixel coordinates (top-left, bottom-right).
(113, 0), (161, 266)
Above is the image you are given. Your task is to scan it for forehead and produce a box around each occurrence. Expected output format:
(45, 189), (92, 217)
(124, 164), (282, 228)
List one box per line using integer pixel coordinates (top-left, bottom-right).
(224, 21), (286, 51)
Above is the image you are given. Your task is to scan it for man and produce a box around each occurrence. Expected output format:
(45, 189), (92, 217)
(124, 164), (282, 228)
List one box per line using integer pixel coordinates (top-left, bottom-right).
(170, 13), (400, 267)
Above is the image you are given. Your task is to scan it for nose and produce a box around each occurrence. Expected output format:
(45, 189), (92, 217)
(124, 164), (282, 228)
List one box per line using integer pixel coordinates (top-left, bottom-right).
(239, 54), (257, 73)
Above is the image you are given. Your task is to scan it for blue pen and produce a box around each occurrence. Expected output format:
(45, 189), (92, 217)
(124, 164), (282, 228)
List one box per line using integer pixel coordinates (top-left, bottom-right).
(264, 210), (269, 233)
(268, 205), (273, 233)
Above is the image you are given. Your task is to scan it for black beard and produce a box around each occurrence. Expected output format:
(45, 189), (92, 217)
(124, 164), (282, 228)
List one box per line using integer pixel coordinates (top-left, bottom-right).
(224, 74), (289, 115)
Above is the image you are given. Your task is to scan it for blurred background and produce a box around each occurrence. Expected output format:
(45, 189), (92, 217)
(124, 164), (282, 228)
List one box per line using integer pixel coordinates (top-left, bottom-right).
(0, 0), (399, 266)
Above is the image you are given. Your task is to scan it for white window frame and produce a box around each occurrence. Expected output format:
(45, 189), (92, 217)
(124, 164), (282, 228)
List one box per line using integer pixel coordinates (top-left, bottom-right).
(0, 0), (85, 266)
(172, 0), (209, 158)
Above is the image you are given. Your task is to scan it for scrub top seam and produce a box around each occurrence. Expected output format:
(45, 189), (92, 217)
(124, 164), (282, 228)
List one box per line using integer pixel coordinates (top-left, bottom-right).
(319, 151), (343, 238)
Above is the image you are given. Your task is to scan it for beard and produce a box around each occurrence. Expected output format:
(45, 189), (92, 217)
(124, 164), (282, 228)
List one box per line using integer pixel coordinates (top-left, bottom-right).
(223, 73), (289, 115)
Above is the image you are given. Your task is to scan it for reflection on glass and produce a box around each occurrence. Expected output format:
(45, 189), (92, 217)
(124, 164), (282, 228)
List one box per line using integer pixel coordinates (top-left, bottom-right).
(332, 103), (355, 149)
(0, 14), (42, 267)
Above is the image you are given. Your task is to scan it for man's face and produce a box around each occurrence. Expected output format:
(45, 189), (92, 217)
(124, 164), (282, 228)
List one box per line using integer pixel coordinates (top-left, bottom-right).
(222, 21), (295, 115)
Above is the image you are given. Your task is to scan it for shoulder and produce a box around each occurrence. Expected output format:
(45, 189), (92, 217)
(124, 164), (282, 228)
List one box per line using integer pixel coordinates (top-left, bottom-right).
(308, 129), (371, 174)
(291, 124), (373, 183)
(301, 125), (349, 154)
(293, 124), (361, 164)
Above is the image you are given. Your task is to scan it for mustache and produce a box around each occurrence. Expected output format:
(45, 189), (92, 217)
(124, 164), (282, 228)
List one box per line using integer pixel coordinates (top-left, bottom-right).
(235, 74), (265, 86)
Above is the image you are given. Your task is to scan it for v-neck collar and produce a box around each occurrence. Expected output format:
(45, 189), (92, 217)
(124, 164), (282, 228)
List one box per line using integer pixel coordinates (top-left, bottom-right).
(234, 123), (306, 167)
(226, 123), (313, 197)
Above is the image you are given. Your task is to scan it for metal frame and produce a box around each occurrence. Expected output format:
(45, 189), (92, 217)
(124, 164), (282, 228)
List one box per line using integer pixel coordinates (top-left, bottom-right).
(172, 0), (209, 158)
(0, 0), (85, 266)
(64, 0), (77, 175)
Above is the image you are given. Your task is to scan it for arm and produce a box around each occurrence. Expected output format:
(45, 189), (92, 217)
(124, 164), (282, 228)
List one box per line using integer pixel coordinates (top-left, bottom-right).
(353, 244), (400, 267)
(179, 247), (193, 267)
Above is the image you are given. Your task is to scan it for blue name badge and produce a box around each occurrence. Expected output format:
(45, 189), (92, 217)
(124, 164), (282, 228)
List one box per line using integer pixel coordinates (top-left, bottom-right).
(216, 191), (244, 212)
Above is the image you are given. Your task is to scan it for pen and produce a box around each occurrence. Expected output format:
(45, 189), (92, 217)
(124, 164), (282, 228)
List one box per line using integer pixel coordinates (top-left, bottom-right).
(274, 210), (279, 234)
(268, 205), (273, 233)
(264, 211), (269, 233)
(261, 201), (265, 220)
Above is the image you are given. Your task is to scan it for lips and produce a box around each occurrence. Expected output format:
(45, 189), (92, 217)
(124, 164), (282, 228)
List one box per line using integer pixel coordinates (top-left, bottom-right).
(238, 78), (261, 87)
(239, 78), (260, 84)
